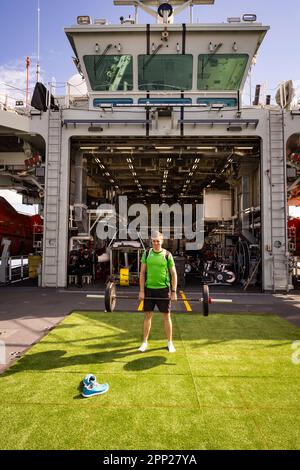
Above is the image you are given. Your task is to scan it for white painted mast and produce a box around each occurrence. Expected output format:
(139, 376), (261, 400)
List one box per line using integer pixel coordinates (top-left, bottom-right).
(36, 0), (41, 82)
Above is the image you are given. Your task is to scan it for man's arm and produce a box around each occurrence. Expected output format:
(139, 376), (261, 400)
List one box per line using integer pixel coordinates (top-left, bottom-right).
(139, 263), (146, 300)
(170, 266), (177, 300)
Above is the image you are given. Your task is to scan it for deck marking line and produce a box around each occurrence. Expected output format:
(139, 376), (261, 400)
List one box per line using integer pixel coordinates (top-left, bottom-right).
(179, 291), (192, 312)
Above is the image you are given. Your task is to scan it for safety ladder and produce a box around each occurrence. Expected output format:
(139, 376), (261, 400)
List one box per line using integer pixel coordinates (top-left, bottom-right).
(269, 109), (289, 292)
(42, 109), (62, 287)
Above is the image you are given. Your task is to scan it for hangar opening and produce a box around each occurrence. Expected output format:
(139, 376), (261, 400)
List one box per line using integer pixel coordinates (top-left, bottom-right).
(67, 136), (262, 291)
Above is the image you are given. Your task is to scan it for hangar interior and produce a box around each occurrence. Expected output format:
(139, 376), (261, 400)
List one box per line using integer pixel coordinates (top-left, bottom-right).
(67, 135), (262, 289)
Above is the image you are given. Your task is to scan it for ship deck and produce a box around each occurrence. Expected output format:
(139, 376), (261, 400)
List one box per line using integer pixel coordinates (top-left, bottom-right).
(1, 285), (300, 373)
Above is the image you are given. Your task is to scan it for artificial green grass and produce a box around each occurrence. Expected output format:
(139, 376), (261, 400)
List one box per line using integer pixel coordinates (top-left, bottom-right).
(0, 311), (300, 450)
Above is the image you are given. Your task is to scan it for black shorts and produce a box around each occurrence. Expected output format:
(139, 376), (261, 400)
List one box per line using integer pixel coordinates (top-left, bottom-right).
(143, 287), (171, 314)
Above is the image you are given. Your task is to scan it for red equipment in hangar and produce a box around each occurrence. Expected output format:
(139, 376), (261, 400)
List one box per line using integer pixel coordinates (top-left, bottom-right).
(288, 218), (300, 256)
(0, 196), (43, 256)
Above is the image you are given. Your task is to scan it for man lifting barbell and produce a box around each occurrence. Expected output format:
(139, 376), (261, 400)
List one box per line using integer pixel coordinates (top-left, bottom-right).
(139, 231), (177, 353)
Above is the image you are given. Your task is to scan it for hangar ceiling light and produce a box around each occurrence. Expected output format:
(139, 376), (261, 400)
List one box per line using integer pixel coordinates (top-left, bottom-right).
(155, 146), (174, 150)
(80, 146), (99, 150)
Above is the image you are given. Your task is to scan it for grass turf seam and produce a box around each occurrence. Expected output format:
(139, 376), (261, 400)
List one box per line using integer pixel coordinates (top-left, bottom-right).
(173, 314), (202, 409)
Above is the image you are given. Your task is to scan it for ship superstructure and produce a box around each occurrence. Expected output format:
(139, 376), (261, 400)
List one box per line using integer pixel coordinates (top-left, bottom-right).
(1, 0), (300, 291)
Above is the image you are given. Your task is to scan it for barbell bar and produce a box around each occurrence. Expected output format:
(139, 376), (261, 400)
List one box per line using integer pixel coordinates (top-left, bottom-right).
(87, 282), (232, 316)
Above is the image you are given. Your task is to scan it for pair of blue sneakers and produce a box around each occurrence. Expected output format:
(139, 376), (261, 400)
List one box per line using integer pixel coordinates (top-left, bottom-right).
(82, 374), (109, 398)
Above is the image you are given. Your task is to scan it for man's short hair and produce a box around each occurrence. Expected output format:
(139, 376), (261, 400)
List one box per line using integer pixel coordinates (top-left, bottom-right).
(151, 231), (163, 241)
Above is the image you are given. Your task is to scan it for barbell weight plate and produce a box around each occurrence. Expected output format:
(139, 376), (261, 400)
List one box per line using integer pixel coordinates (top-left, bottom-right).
(105, 281), (116, 312)
(203, 284), (209, 316)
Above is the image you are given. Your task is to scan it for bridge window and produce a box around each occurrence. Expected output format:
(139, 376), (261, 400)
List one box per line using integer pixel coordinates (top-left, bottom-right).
(138, 54), (193, 91)
(198, 54), (249, 90)
(83, 55), (133, 91)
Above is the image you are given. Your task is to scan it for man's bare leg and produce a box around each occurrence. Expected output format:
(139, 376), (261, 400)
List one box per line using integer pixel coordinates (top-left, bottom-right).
(164, 313), (176, 352)
(139, 312), (153, 352)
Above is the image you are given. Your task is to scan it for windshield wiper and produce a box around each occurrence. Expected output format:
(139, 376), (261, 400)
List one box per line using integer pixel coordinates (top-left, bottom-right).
(199, 43), (223, 80)
(143, 44), (164, 70)
(93, 44), (113, 78)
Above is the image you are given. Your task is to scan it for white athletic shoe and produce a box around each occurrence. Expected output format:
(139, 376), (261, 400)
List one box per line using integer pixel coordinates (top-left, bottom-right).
(167, 341), (176, 353)
(138, 342), (148, 353)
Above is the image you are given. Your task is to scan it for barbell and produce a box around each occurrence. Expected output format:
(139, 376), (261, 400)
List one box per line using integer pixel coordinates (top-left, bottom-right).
(87, 281), (233, 316)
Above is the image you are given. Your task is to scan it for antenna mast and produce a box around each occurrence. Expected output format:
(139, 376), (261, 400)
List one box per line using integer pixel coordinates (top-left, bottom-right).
(36, 0), (41, 82)
(26, 56), (30, 107)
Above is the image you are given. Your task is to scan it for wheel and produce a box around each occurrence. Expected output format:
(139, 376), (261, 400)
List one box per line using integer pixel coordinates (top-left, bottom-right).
(223, 271), (236, 284)
(233, 240), (250, 282)
(203, 284), (209, 316)
(105, 281), (116, 312)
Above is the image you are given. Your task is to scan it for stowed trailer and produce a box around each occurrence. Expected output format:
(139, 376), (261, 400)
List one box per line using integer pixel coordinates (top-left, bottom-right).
(37, 0), (299, 291)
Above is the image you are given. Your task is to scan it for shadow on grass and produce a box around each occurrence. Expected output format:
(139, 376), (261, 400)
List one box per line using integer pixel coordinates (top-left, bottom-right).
(124, 356), (173, 371)
(2, 344), (173, 376)
(2, 311), (300, 377)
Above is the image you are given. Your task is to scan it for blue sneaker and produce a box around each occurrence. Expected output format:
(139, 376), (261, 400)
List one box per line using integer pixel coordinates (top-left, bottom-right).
(83, 374), (97, 388)
(82, 374), (109, 398)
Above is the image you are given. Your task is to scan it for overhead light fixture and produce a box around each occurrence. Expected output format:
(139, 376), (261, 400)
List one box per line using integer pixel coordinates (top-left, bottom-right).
(116, 147), (135, 150)
(77, 16), (92, 25)
(243, 14), (257, 22)
(155, 146), (174, 150)
(196, 147), (217, 151)
(234, 151), (245, 157)
(80, 146), (99, 150)
(234, 146), (254, 150)
(94, 18), (108, 25)
(227, 17), (241, 23)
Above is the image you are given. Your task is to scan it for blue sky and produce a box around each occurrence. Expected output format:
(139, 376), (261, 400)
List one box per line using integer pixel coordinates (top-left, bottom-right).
(0, 0), (299, 100)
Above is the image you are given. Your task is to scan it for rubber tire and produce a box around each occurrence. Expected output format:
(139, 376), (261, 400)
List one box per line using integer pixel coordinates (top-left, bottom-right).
(203, 284), (209, 317)
(105, 281), (116, 312)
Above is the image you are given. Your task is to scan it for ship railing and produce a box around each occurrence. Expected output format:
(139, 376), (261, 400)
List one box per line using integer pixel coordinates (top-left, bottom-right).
(0, 82), (35, 115)
(7, 256), (29, 284)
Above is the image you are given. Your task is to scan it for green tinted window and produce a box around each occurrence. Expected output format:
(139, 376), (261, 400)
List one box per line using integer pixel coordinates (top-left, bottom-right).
(84, 55), (133, 91)
(138, 55), (193, 91)
(198, 54), (248, 90)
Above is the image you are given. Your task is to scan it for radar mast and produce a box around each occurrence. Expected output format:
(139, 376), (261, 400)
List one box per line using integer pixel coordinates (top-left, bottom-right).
(114, 1), (215, 24)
